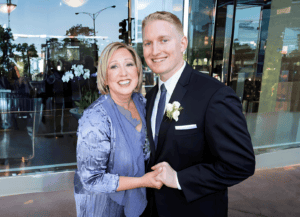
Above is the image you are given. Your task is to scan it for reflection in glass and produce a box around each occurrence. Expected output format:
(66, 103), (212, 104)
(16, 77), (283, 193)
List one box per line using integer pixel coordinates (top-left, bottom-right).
(225, 0), (300, 152)
(187, 0), (215, 75)
(0, 1), (17, 14)
(62, 0), (88, 8)
(212, 2), (235, 84)
(0, 0), (187, 178)
(231, 4), (262, 105)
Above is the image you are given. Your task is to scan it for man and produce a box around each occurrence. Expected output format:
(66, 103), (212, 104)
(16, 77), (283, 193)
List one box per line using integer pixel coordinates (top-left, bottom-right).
(142, 11), (255, 217)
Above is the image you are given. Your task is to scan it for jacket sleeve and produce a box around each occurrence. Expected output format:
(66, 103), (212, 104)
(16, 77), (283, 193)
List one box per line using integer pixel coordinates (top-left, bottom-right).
(178, 86), (256, 203)
(76, 105), (119, 193)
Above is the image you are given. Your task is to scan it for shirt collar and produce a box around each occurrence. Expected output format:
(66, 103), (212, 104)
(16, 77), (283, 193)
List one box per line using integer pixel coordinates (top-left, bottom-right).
(158, 61), (186, 94)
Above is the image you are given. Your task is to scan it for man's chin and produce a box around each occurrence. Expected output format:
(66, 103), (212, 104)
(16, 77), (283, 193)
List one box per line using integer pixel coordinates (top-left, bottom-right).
(152, 68), (166, 75)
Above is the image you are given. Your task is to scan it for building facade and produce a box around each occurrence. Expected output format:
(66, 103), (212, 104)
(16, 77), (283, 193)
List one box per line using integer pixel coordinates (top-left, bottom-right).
(0, 0), (299, 195)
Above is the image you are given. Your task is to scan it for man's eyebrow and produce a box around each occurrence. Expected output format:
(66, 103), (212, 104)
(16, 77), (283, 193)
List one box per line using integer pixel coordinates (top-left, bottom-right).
(158, 35), (170, 38)
(143, 35), (170, 42)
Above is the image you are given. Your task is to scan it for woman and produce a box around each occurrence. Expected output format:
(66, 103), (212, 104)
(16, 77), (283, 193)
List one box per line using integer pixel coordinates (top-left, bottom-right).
(74, 42), (162, 217)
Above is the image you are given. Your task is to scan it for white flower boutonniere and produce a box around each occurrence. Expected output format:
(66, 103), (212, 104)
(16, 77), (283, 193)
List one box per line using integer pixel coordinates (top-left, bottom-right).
(165, 101), (183, 122)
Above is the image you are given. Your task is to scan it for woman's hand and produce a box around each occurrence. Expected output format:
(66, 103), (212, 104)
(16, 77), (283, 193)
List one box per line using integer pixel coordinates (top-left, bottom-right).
(117, 169), (163, 192)
(141, 168), (163, 189)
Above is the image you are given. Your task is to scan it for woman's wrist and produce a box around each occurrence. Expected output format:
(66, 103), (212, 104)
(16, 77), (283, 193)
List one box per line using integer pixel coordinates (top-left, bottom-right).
(117, 176), (145, 191)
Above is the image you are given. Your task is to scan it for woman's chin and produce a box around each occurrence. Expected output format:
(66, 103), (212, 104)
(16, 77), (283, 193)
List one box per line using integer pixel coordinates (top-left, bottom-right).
(110, 86), (135, 96)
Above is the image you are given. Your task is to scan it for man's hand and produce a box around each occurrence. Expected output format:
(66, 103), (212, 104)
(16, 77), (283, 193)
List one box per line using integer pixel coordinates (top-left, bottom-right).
(141, 169), (163, 189)
(152, 162), (178, 189)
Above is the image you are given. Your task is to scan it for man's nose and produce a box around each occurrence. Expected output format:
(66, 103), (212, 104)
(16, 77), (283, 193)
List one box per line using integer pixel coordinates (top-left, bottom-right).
(152, 42), (160, 56)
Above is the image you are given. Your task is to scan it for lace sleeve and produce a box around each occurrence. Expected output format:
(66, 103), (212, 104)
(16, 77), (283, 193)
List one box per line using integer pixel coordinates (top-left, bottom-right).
(76, 105), (119, 193)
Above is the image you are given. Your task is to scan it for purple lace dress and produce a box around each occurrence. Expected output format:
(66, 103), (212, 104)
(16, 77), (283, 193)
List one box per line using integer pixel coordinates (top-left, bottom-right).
(74, 92), (150, 217)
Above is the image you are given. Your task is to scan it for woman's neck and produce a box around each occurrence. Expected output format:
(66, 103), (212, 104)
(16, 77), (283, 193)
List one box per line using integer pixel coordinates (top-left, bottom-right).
(110, 92), (132, 110)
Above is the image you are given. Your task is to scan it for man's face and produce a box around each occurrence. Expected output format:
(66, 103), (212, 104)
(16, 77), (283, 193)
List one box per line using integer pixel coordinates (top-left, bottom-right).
(143, 20), (187, 82)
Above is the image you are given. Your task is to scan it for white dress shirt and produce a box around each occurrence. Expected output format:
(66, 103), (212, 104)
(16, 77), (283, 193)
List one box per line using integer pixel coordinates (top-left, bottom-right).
(151, 61), (186, 190)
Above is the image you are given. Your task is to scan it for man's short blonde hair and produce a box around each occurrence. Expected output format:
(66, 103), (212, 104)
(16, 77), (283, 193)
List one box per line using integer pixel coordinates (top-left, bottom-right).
(97, 42), (143, 95)
(142, 11), (184, 37)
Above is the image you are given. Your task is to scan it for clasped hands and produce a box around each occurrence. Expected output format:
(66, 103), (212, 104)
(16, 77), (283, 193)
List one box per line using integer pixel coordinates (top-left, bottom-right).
(141, 162), (178, 190)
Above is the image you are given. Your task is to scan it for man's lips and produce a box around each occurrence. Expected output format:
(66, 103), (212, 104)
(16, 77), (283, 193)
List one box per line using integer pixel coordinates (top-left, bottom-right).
(152, 57), (167, 63)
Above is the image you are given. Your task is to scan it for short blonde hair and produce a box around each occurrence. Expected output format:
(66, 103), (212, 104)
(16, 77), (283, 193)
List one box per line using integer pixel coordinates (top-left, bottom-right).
(97, 42), (143, 95)
(142, 11), (184, 37)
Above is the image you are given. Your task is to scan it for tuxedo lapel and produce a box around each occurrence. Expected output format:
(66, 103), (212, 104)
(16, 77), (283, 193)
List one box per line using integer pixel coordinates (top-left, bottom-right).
(146, 85), (158, 168)
(154, 64), (193, 162)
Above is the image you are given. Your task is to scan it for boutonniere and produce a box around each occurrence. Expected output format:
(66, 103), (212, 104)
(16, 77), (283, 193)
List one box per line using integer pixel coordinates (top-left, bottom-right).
(165, 101), (183, 122)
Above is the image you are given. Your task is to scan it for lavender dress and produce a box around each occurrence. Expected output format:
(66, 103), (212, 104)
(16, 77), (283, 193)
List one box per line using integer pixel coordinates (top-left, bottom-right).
(74, 92), (150, 217)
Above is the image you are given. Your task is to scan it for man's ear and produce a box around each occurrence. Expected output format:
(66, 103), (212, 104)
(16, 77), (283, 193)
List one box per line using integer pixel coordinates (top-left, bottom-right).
(180, 36), (188, 53)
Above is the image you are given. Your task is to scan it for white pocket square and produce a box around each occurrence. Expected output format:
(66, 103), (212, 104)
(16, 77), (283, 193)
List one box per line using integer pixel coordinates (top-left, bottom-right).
(175, 124), (197, 130)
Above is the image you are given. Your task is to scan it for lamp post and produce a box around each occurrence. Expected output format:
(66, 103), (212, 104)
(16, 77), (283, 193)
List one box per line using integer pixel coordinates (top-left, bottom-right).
(75, 5), (116, 61)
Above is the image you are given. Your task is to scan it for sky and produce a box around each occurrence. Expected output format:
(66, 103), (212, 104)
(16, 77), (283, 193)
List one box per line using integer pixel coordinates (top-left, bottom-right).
(0, 0), (129, 53)
(0, 0), (183, 55)
(0, 0), (267, 57)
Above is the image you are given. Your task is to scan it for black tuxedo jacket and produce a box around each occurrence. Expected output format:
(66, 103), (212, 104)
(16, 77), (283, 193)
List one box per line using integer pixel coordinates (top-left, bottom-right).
(144, 63), (255, 217)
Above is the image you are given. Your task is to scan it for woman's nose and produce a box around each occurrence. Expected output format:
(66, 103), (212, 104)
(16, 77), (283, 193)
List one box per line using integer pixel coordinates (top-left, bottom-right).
(120, 65), (128, 76)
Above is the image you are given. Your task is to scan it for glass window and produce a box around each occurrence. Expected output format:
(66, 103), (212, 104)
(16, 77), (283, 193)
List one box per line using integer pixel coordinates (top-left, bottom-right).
(0, 0), (129, 177)
(228, 0), (300, 153)
(0, 0), (187, 178)
(186, 0), (216, 75)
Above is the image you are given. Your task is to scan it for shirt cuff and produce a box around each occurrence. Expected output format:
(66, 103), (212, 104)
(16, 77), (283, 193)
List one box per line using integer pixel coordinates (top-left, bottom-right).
(176, 172), (181, 190)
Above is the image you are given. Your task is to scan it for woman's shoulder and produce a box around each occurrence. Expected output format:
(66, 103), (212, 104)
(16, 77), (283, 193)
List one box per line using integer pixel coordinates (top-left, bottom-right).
(133, 92), (146, 106)
(79, 94), (111, 128)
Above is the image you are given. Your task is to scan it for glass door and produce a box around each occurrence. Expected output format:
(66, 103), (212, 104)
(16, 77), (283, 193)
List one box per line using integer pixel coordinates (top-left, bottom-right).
(223, 0), (300, 152)
(229, 3), (263, 113)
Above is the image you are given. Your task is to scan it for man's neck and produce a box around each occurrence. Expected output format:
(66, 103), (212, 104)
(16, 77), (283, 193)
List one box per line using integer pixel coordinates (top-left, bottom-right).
(160, 60), (184, 82)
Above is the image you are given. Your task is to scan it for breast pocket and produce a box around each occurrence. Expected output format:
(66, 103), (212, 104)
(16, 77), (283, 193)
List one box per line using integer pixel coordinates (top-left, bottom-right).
(174, 124), (198, 136)
(173, 125), (203, 156)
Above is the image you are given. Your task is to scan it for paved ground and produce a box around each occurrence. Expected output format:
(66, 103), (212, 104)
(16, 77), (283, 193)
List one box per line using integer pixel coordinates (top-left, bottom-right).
(0, 163), (299, 217)
(228, 164), (300, 217)
(0, 147), (299, 217)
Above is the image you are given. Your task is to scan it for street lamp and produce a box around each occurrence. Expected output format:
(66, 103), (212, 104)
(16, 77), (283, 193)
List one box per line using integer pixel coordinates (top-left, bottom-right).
(0, 0), (17, 28)
(0, 0), (16, 13)
(75, 5), (116, 61)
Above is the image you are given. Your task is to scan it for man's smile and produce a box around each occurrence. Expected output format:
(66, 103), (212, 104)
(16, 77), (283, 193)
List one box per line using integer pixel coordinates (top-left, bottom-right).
(152, 57), (167, 63)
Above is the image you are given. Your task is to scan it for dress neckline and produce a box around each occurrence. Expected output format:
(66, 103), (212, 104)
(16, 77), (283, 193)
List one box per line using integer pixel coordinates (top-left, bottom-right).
(111, 93), (143, 134)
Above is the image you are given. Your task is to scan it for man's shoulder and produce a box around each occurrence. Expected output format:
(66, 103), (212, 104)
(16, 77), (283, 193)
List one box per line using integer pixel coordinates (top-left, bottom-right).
(186, 66), (225, 92)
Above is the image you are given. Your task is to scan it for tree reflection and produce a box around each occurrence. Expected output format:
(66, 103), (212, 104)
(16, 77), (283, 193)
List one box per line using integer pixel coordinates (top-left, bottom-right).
(0, 25), (38, 84)
(15, 43), (38, 78)
(0, 26), (14, 78)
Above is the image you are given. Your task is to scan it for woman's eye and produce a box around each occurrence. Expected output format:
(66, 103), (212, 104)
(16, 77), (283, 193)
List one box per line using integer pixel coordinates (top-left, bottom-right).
(110, 65), (117, 69)
(127, 63), (134, 67)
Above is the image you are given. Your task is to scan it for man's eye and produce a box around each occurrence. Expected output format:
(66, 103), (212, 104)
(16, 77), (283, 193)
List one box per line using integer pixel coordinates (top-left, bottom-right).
(144, 42), (150, 46)
(162, 39), (168, 43)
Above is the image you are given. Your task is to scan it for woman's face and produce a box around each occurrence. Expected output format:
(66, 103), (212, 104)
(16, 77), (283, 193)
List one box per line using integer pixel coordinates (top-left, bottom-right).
(106, 48), (139, 98)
